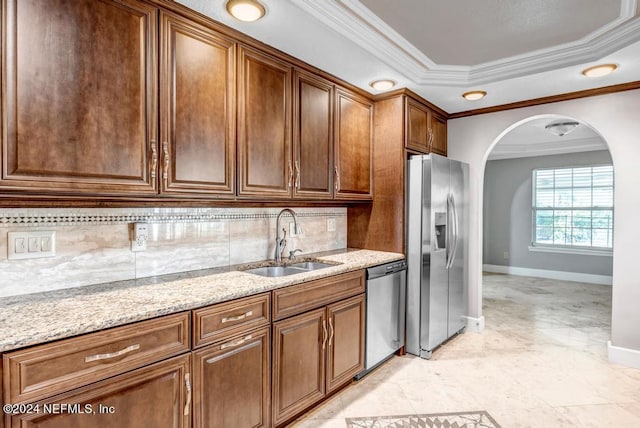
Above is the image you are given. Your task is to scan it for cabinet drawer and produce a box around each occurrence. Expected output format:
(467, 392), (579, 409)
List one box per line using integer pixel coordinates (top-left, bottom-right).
(193, 293), (270, 348)
(273, 270), (365, 320)
(3, 312), (190, 404)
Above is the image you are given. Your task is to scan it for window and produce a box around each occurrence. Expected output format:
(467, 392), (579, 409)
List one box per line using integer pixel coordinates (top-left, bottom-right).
(532, 165), (613, 250)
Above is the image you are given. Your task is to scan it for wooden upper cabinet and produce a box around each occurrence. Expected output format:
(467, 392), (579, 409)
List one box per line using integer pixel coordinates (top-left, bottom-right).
(430, 112), (448, 156)
(292, 70), (334, 199)
(159, 12), (236, 197)
(0, 0), (158, 195)
(334, 88), (373, 200)
(405, 97), (448, 156)
(406, 99), (429, 152)
(237, 46), (292, 198)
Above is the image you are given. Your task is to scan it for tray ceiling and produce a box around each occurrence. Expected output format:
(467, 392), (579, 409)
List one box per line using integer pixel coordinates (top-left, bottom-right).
(177, 0), (640, 113)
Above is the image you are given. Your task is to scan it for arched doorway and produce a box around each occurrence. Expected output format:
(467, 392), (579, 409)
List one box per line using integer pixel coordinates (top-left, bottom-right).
(480, 114), (614, 357)
(446, 90), (640, 368)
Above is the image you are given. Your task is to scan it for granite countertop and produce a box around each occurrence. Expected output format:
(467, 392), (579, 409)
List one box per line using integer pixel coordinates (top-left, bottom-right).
(0, 249), (404, 352)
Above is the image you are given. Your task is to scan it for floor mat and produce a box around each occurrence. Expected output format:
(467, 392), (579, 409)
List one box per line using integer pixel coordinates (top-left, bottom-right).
(345, 411), (501, 428)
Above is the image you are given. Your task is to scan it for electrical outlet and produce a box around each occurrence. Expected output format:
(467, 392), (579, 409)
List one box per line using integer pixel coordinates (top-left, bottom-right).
(503, 251), (509, 259)
(131, 223), (149, 252)
(327, 218), (336, 232)
(289, 222), (297, 237)
(8, 231), (56, 260)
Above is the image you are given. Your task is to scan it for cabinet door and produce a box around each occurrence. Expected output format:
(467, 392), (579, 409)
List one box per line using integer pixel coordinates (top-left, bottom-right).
(237, 46), (292, 198)
(405, 99), (429, 152)
(0, 0), (158, 196)
(193, 327), (270, 428)
(9, 355), (191, 428)
(430, 112), (448, 156)
(292, 70), (333, 199)
(334, 89), (373, 200)
(326, 294), (365, 394)
(272, 308), (326, 426)
(159, 12), (235, 197)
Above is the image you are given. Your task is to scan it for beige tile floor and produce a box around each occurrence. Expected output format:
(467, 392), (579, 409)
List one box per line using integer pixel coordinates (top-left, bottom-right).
(289, 273), (640, 427)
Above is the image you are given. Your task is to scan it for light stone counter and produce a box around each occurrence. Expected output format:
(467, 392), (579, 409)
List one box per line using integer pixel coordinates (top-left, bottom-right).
(0, 249), (403, 352)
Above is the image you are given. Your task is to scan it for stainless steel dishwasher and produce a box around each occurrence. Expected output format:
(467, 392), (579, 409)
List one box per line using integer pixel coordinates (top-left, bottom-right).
(355, 260), (407, 379)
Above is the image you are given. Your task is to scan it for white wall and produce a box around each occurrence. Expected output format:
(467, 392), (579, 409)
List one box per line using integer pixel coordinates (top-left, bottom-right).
(484, 151), (613, 277)
(448, 89), (640, 367)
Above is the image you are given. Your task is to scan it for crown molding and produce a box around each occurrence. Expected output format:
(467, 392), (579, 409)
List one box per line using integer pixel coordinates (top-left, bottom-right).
(488, 137), (608, 160)
(294, 0), (640, 87)
(449, 80), (640, 118)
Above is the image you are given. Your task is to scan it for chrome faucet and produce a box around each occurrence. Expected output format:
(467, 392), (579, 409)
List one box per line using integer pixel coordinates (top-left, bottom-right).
(275, 208), (303, 263)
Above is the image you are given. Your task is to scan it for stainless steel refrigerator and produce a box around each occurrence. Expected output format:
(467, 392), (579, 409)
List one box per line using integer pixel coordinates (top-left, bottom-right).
(406, 154), (468, 359)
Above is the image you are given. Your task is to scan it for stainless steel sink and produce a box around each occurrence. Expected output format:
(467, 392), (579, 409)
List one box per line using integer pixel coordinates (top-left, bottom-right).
(289, 261), (335, 270)
(243, 266), (306, 277)
(242, 260), (339, 277)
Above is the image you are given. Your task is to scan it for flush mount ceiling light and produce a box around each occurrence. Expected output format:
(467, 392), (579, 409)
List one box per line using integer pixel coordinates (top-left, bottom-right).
(226, 0), (265, 22)
(545, 121), (580, 137)
(369, 79), (396, 91)
(582, 63), (618, 77)
(462, 90), (487, 101)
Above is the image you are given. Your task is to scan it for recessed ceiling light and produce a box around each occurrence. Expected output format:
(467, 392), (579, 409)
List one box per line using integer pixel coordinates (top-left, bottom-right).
(226, 0), (266, 22)
(582, 63), (618, 78)
(462, 90), (487, 101)
(369, 79), (396, 91)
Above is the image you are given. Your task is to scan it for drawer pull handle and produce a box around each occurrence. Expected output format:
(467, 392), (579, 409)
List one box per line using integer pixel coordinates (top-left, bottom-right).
(219, 334), (252, 350)
(221, 310), (253, 323)
(183, 373), (191, 416)
(328, 317), (335, 347)
(84, 344), (140, 363)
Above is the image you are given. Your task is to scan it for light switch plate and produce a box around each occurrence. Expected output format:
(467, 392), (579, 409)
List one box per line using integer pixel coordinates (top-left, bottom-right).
(8, 231), (56, 260)
(327, 218), (336, 232)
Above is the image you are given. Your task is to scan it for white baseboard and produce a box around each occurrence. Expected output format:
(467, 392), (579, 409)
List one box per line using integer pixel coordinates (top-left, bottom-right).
(483, 264), (612, 285)
(464, 316), (485, 332)
(608, 341), (640, 369)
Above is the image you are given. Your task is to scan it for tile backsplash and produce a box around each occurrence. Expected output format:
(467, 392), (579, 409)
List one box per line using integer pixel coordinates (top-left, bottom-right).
(0, 207), (347, 297)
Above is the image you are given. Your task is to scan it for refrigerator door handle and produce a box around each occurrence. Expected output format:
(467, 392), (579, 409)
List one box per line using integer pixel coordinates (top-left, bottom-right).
(450, 194), (460, 267)
(445, 194), (453, 269)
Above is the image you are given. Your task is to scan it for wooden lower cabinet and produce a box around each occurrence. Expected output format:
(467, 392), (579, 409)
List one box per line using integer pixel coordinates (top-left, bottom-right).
(326, 295), (365, 393)
(272, 308), (326, 426)
(192, 327), (270, 428)
(272, 294), (365, 426)
(8, 354), (191, 428)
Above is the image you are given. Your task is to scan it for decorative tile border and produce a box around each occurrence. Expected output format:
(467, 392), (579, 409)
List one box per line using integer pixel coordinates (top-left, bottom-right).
(0, 207), (346, 227)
